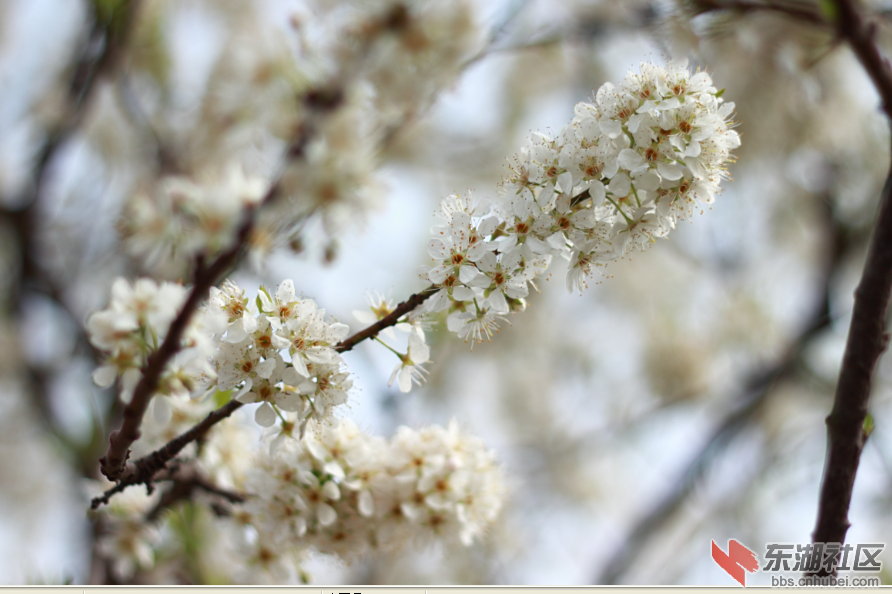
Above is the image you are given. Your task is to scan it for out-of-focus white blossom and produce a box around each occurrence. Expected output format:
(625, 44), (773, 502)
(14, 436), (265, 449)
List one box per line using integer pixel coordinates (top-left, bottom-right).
(86, 277), (226, 403)
(240, 418), (504, 562)
(91, 481), (163, 580)
(120, 165), (268, 271)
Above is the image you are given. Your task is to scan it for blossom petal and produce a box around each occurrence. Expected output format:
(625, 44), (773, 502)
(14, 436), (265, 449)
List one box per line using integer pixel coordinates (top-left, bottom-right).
(275, 280), (296, 304)
(92, 365), (117, 388)
(427, 239), (449, 260)
(254, 402), (277, 427)
(317, 502), (337, 526)
(657, 162), (683, 181)
(600, 120), (622, 138)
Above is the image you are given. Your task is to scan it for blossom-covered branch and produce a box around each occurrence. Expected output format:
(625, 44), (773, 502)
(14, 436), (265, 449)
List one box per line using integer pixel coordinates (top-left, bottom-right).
(98, 204), (260, 481)
(96, 0), (492, 484)
(93, 284), (438, 506)
(85, 46), (741, 580)
(417, 61), (739, 348)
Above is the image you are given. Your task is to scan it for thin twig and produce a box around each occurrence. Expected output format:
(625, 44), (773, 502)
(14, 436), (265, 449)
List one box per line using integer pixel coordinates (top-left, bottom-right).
(335, 286), (438, 353)
(145, 467), (247, 522)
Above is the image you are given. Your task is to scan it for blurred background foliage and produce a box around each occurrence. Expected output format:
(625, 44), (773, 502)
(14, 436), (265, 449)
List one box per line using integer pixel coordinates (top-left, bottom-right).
(1, 0), (892, 585)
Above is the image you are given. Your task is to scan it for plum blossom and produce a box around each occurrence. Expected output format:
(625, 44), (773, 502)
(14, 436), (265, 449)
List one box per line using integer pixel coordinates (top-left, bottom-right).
(419, 60), (738, 339)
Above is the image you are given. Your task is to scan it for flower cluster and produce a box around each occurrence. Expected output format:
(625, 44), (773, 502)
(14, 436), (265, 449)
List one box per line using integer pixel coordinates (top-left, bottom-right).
(120, 165), (268, 273)
(276, 90), (381, 240)
(208, 279), (352, 430)
(92, 411), (504, 583)
(238, 418), (504, 566)
(86, 277), (355, 433)
(117, 1), (484, 274)
(271, 0), (484, 247)
(345, 0), (484, 124)
(418, 61), (739, 345)
(421, 192), (546, 347)
(86, 278), (224, 403)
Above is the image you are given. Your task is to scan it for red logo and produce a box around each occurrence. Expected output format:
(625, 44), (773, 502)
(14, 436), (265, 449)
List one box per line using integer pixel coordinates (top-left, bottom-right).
(712, 539), (760, 586)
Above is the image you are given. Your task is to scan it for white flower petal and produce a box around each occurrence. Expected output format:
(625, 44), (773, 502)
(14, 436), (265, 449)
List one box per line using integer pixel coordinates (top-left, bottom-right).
(477, 216), (498, 237)
(398, 366), (412, 392)
(427, 239), (449, 260)
(92, 365), (117, 388)
(459, 265), (479, 284)
(275, 280), (296, 305)
(358, 489), (375, 517)
(608, 174), (631, 197)
(322, 480), (341, 501)
(256, 358), (276, 379)
(657, 162), (683, 181)
(634, 170), (661, 191)
(487, 290), (509, 314)
(317, 502), (337, 526)
(427, 264), (450, 284)
(254, 402), (277, 427)
(452, 286), (477, 301)
(600, 120), (622, 138)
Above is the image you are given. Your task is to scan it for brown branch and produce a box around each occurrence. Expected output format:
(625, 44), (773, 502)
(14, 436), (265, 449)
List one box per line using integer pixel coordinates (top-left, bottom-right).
(99, 208), (258, 480)
(335, 285), (438, 352)
(91, 398), (244, 508)
(833, 0), (892, 111)
(145, 467), (247, 522)
(807, 0), (892, 576)
(695, 0), (892, 575)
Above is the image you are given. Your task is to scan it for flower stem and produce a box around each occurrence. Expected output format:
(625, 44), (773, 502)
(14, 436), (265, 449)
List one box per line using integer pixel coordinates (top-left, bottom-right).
(605, 196), (635, 225)
(374, 335), (404, 359)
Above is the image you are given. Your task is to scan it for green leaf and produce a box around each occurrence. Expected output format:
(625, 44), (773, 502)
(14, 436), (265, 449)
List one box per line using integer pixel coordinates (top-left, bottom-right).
(715, 88), (725, 99)
(864, 412), (875, 439)
(213, 388), (233, 408)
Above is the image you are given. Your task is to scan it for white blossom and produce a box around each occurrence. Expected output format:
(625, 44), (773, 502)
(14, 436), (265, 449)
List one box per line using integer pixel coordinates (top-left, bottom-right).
(87, 277), (223, 403)
(388, 332), (430, 393)
(421, 60), (737, 338)
(242, 419), (504, 560)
